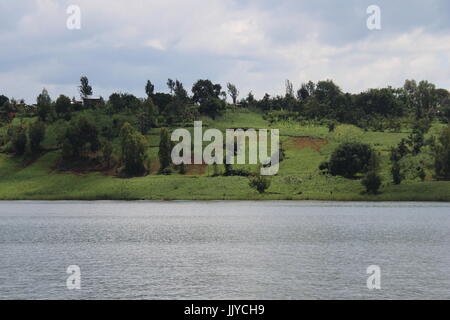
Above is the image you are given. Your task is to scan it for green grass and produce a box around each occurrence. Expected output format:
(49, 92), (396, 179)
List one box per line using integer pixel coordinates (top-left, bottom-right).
(0, 109), (449, 201)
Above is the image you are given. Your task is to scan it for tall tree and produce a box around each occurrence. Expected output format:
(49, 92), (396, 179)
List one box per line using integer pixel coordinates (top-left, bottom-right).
(36, 88), (53, 122)
(192, 79), (221, 105)
(28, 121), (46, 154)
(137, 98), (158, 134)
(158, 128), (172, 171)
(415, 80), (437, 119)
(227, 83), (239, 105)
(61, 116), (100, 159)
(174, 80), (189, 101)
(297, 83), (310, 101)
(145, 80), (155, 98)
(79, 76), (93, 98)
(167, 79), (175, 94)
(120, 122), (147, 175)
(55, 95), (72, 119)
(285, 79), (294, 98)
(434, 127), (450, 180)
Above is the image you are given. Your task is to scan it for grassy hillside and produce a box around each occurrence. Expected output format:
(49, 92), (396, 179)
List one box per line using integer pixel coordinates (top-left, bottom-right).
(0, 108), (449, 201)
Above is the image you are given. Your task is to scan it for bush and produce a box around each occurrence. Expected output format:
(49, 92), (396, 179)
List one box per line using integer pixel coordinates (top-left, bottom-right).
(362, 171), (382, 194)
(249, 175), (271, 194)
(178, 163), (186, 175)
(326, 142), (374, 178)
(28, 121), (46, 154)
(160, 168), (173, 175)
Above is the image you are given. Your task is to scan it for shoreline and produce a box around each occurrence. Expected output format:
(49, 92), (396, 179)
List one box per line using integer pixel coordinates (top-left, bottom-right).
(1, 197), (449, 202)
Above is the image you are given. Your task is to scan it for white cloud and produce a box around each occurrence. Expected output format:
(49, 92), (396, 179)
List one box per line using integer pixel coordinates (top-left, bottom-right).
(0, 0), (449, 102)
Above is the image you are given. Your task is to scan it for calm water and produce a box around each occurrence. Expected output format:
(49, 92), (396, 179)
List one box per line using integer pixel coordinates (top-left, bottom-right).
(0, 201), (449, 300)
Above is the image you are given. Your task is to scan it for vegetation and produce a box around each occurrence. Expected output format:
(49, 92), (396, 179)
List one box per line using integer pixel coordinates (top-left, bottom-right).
(322, 142), (374, 178)
(120, 123), (147, 176)
(0, 76), (449, 200)
(249, 175), (271, 194)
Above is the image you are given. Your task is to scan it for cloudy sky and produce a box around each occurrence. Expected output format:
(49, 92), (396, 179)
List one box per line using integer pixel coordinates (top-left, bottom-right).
(1, 0), (450, 103)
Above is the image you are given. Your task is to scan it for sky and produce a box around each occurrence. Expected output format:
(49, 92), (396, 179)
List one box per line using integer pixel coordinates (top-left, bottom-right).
(1, 0), (450, 103)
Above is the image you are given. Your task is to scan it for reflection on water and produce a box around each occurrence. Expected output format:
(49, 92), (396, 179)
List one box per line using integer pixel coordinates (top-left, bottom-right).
(0, 201), (449, 300)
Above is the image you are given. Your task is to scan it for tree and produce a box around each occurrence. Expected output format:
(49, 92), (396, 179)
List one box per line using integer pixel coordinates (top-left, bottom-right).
(158, 128), (171, 171)
(28, 121), (46, 154)
(297, 83), (310, 101)
(137, 98), (158, 134)
(390, 147), (404, 185)
(102, 141), (113, 168)
(167, 79), (175, 94)
(163, 98), (188, 124)
(11, 126), (27, 156)
(433, 127), (450, 180)
(325, 142), (374, 178)
(199, 97), (225, 119)
(174, 80), (189, 101)
(108, 93), (141, 113)
(0, 95), (16, 122)
(0, 95), (8, 108)
(55, 95), (71, 119)
(79, 76), (93, 98)
(315, 80), (342, 106)
(415, 80), (437, 119)
(362, 150), (382, 194)
(152, 92), (172, 113)
(249, 175), (271, 194)
(120, 123), (147, 175)
(285, 79), (294, 98)
(362, 171), (382, 194)
(0, 95), (9, 120)
(36, 89), (53, 122)
(62, 117), (100, 159)
(145, 80), (155, 98)
(227, 83), (239, 104)
(192, 79), (221, 105)
(391, 161), (403, 185)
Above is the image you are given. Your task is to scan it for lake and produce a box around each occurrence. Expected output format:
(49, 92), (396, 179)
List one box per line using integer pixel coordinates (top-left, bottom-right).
(0, 201), (449, 300)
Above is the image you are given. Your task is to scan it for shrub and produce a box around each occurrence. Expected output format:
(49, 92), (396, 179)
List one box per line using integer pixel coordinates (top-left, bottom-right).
(178, 163), (186, 175)
(326, 142), (374, 178)
(362, 171), (382, 194)
(160, 167), (172, 175)
(249, 175), (271, 194)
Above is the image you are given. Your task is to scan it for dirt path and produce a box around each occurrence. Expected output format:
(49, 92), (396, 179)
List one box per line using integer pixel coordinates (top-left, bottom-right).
(288, 137), (328, 152)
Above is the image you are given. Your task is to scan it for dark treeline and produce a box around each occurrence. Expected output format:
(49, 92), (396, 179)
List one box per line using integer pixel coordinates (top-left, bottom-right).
(1, 77), (450, 129)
